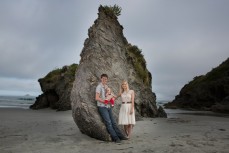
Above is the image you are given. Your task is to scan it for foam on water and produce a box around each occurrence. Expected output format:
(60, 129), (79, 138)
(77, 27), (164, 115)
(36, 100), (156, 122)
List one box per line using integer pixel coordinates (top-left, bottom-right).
(0, 95), (36, 109)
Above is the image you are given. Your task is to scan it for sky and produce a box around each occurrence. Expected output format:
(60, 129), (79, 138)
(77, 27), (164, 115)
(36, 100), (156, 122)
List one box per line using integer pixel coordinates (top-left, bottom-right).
(0, 0), (229, 101)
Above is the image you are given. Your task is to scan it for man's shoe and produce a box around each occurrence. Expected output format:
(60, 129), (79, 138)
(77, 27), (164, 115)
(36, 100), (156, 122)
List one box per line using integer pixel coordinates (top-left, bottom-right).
(120, 137), (129, 140)
(115, 139), (121, 143)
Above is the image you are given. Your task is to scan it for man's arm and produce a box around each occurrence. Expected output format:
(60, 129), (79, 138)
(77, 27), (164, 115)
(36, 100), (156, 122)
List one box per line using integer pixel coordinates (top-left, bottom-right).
(130, 90), (135, 114)
(95, 92), (105, 103)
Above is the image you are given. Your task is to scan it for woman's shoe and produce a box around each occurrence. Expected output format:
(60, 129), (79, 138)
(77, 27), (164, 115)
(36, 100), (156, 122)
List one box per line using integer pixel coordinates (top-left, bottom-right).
(125, 130), (128, 136)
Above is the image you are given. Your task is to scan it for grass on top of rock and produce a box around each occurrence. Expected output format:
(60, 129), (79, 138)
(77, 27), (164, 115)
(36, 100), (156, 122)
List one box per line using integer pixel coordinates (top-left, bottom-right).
(102, 4), (122, 17)
(185, 57), (229, 90)
(41, 63), (78, 83)
(64, 64), (78, 82)
(203, 58), (229, 82)
(126, 44), (152, 86)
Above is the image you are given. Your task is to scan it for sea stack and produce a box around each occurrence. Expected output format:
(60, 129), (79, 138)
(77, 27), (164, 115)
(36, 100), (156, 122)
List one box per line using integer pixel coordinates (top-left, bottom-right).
(71, 5), (165, 141)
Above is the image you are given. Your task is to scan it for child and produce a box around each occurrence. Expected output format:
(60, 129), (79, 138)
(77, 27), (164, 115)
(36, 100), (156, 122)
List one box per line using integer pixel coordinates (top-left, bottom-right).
(104, 87), (116, 107)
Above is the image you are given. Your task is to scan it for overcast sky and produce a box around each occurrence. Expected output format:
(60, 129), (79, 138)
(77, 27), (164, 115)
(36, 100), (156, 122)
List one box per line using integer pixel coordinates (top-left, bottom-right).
(0, 0), (229, 101)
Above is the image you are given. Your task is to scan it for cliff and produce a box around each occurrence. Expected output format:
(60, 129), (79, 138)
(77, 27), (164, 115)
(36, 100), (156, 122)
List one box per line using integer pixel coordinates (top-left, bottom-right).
(164, 57), (229, 113)
(30, 64), (78, 111)
(71, 5), (166, 141)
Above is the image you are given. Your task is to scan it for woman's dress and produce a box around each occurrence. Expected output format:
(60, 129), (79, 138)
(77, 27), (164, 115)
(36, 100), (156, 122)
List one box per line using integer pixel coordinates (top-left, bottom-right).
(118, 90), (136, 125)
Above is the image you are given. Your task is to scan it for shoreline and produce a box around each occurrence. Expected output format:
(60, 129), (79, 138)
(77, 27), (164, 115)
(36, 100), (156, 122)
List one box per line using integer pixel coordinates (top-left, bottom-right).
(2, 107), (229, 117)
(165, 108), (229, 118)
(1, 108), (229, 153)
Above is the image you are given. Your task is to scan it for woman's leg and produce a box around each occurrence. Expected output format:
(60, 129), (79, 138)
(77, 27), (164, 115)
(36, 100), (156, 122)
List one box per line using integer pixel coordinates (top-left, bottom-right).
(127, 124), (133, 138)
(124, 125), (129, 137)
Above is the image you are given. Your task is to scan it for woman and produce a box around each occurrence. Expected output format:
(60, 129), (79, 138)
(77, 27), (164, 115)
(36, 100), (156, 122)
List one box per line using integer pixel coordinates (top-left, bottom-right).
(117, 80), (136, 139)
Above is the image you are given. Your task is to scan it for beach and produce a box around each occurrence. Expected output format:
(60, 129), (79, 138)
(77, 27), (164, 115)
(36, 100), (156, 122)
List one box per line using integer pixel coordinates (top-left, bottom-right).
(0, 108), (229, 153)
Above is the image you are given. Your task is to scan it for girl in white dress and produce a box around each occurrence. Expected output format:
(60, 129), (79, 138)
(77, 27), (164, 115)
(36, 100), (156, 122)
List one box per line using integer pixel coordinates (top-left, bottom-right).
(117, 80), (136, 139)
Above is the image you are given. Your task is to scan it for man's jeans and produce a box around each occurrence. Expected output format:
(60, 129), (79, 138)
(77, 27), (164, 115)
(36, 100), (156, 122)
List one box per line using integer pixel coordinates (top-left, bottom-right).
(98, 107), (124, 141)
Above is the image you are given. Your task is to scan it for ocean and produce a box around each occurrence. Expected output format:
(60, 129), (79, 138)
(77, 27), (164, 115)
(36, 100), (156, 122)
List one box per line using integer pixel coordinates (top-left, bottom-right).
(156, 100), (169, 107)
(0, 95), (36, 109)
(0, 95), (168, 109)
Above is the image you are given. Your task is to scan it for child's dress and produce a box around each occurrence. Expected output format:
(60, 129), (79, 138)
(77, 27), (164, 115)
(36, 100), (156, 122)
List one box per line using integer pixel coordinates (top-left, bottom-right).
(118, 90), (136, 125)
(105, 93), (115, 106)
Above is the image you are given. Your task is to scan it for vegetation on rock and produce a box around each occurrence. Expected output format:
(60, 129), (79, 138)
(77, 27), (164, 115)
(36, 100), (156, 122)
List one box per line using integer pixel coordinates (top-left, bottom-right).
(103, 4), (122, 17)
(184, 58), (229, 91)
(126, 44), (152, 86)
(165, 57), (229, 113)
(42, 63), (78, 83)
(31, 63), (78, 111)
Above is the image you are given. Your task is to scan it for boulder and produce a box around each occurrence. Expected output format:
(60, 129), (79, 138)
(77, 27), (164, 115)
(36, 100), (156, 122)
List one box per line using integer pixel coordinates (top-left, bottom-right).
(157, 106), (167, 118)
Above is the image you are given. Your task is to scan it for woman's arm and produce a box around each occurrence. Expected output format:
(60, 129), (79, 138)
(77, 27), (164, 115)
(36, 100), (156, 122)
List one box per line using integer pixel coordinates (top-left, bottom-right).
(113, 92), (121, 99)
(130, 90), (135, 114)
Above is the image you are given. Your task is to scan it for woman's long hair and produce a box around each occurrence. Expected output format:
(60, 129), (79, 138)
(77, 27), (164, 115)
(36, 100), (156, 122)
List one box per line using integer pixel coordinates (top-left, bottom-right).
(119, 80), (129, 94)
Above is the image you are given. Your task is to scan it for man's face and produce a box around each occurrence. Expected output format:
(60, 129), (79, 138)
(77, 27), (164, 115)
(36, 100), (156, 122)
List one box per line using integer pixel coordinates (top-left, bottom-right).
(101, 77), (108, 85)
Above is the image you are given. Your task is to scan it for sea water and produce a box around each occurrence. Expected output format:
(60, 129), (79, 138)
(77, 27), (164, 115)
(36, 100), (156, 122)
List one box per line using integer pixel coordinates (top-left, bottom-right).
(0, 95), (36, 109)
(0, 96), (167, 109)
(156, 100), (169, 107)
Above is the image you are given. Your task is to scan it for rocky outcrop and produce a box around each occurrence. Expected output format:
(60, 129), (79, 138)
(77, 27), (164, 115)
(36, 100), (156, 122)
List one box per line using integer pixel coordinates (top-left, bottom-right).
(164, 58), (229, 113)
(71, 5), (166, 141)
(30, 64), (78, 111)
(157, 106), (168, 117)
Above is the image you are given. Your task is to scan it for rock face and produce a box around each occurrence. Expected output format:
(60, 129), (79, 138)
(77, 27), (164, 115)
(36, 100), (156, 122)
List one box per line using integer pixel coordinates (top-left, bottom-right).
(71, 5), (165, 141)
(30, 64), (78, 111)
(164, 58), (229, 113)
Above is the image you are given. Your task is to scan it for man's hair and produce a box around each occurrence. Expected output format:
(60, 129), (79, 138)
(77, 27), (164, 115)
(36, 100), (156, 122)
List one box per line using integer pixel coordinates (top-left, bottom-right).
(101, 74), (108, 79)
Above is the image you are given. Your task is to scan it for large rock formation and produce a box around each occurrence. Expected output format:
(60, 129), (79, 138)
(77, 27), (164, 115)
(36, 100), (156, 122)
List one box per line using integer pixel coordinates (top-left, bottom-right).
(71, 5), (165, 141)
(30, 64), (78, 111)
(164, 58), (229, 113)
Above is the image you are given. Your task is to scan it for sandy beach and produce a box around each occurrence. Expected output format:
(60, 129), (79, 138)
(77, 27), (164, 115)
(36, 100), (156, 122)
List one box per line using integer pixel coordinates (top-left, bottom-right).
(0, 108), (229, 153)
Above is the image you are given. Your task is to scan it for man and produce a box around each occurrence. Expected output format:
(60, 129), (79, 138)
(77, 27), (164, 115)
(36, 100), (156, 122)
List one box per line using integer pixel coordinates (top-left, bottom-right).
(95, 74), (128, 143)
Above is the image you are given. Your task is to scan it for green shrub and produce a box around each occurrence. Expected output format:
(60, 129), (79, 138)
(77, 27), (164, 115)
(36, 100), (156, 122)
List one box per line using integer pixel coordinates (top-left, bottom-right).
(43, 68), (62, 82)
(65, 64), (77, 76)
(43, 63), (78, 83)
(126, 44), (151, 86)
(203, 59), (229, 82)
(66, 63), (78, 82)
(184, 58), (229, 90)
(103, 4), (122, 17)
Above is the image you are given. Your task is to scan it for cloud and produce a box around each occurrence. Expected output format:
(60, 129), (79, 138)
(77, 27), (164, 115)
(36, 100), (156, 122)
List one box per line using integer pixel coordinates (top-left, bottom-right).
(0, 77), (41, 96)
(0, 0), (229, 101)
